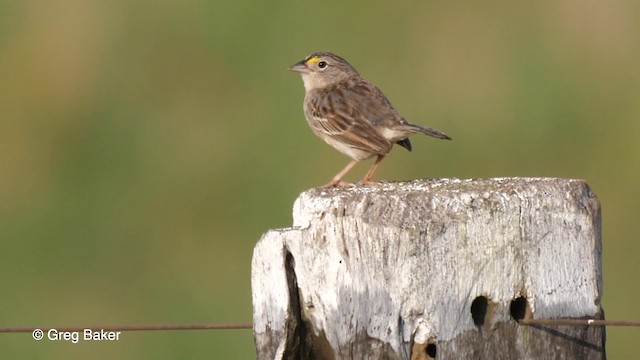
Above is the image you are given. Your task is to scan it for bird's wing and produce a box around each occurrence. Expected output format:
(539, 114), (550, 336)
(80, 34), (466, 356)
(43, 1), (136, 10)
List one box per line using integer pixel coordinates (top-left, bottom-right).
(305, 83), (391, 154)
(354, 82), (403, 126)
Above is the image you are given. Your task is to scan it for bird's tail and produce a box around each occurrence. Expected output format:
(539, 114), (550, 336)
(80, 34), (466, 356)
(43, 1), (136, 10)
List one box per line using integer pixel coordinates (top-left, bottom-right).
(405, 123), (452, 140)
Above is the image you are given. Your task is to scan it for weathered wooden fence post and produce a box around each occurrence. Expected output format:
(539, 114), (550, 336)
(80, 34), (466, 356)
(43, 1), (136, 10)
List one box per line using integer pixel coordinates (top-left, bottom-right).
(251, 178), (605, 359)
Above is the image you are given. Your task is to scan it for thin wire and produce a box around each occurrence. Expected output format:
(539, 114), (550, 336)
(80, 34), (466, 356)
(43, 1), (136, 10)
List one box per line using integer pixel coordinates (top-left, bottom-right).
(0, 323), (253, 333)
(520, 319), (640, 327)
(2, 318), (639, 334)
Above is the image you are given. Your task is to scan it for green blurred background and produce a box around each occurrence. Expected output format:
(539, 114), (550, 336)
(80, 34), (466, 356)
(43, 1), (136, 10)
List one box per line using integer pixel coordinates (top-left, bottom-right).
(1, 0), (638, 358)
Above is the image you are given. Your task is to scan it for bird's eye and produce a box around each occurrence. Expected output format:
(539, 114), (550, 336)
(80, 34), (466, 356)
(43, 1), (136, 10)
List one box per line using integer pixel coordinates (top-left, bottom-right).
(317, 61), (327, 69)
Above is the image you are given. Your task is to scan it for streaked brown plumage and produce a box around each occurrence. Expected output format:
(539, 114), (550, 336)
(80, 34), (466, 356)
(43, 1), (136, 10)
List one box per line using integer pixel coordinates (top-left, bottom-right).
(289, 52), (451, 188)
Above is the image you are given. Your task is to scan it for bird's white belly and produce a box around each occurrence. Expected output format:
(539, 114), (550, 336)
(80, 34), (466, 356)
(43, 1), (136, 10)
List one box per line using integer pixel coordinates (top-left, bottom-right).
(320, 135), (375, 160)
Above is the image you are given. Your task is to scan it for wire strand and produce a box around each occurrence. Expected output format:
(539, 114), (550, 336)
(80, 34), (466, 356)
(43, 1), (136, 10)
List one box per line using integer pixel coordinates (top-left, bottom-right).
(2, 318), (639, 334)
(0, 323), (253, 333)
(520, 319), (640, 327)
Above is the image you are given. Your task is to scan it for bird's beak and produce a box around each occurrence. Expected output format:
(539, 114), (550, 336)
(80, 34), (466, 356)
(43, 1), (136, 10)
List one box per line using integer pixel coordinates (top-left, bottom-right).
(288, 60), (310, 73)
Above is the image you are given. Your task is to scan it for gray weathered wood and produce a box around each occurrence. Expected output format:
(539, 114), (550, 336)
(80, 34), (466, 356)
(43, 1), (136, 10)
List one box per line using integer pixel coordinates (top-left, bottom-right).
(252, 178), (605, 360)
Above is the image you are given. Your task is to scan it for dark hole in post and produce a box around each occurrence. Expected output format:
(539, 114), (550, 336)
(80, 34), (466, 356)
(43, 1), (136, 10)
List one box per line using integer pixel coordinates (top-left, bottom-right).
(470, 296), (488, 326)
(510, 296), (528, 321)
(425, 343), (437, 358)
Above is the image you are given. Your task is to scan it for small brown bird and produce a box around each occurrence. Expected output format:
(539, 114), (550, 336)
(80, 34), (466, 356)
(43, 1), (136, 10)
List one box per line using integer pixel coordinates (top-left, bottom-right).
(289, 52), (451, 188)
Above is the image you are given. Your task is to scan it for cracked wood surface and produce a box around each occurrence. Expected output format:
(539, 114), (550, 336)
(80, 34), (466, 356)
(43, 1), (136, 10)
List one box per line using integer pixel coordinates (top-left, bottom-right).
(252, 178), (605, 360)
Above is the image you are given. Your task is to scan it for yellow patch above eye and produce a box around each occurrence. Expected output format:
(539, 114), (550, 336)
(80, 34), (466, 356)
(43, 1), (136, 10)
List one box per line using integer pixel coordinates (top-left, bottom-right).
(306, 56), (321, 65)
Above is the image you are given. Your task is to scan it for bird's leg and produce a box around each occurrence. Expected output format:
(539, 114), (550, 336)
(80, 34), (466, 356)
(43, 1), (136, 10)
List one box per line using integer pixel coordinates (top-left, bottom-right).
(323, 159), (359, 188)
(359, 155), (385, 185)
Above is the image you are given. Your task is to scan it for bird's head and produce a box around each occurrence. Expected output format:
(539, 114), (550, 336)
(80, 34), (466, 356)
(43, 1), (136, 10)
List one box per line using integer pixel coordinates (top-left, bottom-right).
(289, 52), (358, 91)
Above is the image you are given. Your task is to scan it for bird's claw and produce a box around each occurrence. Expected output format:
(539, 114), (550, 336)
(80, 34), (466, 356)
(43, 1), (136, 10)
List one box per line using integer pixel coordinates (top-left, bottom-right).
(322, 180), (355, 189)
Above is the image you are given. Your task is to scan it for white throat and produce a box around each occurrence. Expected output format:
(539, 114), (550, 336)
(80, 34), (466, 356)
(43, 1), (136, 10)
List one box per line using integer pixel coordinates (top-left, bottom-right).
(301, 73), (329, 92)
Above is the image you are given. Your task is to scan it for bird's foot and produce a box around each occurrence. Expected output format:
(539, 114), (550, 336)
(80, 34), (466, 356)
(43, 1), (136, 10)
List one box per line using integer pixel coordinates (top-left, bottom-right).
(358, 179), (382, 186)
(322, 180), (355, 189)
